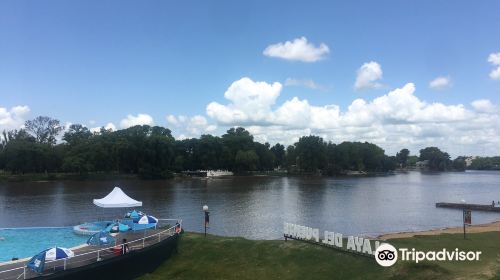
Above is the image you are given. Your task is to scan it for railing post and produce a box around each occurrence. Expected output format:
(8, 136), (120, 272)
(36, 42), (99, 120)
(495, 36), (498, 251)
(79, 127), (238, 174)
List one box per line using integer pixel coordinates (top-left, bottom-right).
(97, 250), (100, 261)
(142, 238), (145, 248)
(23, 266), (26, 279)
(64, 259), (67, 270)
(158, 232), (161, 242)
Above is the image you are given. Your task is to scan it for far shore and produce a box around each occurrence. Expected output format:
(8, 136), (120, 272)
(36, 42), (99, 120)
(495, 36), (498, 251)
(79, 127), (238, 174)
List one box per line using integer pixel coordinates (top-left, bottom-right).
(378, 220), (500, 240)
(3, 169), (496, 183)
(0, 170), (394, 183)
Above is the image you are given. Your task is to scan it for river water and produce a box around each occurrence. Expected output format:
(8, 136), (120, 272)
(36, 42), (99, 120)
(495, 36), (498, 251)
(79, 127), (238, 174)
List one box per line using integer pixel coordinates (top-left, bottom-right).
(1, 171), (500, 239)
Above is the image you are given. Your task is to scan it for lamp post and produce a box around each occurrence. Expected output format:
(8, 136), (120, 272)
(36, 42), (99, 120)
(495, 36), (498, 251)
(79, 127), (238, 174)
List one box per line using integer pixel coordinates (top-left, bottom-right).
(461, 199), (471, 239)
(203, 205), (209, 237)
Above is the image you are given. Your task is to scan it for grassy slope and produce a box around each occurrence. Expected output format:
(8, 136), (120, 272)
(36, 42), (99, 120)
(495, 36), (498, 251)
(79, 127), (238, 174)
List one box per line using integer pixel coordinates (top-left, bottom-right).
(138, 232), (500, 280)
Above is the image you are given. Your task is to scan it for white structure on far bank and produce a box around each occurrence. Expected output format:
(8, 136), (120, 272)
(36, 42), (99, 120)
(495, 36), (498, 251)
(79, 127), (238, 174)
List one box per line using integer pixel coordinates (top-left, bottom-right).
(205, 170), (233, 177)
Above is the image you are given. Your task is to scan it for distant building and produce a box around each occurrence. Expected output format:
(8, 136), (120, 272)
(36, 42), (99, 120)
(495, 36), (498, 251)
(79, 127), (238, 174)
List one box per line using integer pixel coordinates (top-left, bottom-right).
(415, 160), (429, 169)
(464, 156), (477, 167)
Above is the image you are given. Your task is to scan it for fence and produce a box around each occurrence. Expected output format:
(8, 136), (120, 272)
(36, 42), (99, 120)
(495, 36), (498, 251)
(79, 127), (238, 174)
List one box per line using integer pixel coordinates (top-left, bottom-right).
(0, 219), (182, 280)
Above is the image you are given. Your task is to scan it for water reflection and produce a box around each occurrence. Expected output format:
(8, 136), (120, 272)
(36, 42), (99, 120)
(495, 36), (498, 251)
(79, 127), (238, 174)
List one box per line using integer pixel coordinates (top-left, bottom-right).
(1, 171), (499, 239)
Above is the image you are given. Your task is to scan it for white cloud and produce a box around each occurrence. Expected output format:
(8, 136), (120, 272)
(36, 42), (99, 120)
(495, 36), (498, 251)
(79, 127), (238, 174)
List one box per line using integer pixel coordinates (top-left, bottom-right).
(207, 77), (282, 125)
(166, 114), (217, 138)
(490, 67), (500, 80)
(90, 122), (116, 133)
(0, 105), (30, 130)
(284, 78), (326, 91)
(354, 61), (383, 90)
(488, 53), (500, 65)
(263, 37), (330, 62)
(166, 115), (179, 126)
(105, 122), (116, 131)
(429, 76), (452, 90)
(488, 52), (500, 80)
(204, 77), (500, 157)
(119, 113), (154, 129)
(471, 99), (498, 113)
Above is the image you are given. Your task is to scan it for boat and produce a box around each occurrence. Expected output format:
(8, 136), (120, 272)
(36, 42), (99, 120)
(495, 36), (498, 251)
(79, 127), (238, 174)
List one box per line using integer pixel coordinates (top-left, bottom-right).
(205, 170), (233, 177)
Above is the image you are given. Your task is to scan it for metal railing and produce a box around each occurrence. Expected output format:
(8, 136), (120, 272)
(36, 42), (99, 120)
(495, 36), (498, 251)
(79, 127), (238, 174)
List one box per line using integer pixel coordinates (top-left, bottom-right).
(0, 219), (182, 280)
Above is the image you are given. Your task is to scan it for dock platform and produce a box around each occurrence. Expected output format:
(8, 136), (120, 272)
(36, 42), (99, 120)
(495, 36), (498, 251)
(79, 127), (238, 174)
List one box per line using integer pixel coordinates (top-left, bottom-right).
(436, 202), (500, 212)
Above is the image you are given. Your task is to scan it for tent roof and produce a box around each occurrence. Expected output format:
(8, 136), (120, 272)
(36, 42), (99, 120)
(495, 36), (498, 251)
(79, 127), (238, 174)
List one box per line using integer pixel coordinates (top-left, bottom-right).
(93, 187), (142, 208)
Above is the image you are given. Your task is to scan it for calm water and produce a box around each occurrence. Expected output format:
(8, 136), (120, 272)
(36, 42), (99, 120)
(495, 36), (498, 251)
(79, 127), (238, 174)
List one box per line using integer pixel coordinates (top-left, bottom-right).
(1, 171), (500, 240)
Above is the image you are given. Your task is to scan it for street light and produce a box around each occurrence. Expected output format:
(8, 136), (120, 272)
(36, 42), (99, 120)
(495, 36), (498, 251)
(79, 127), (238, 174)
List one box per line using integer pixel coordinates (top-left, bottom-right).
(461, 199), (471, 239)
(203, 205), (209, 237)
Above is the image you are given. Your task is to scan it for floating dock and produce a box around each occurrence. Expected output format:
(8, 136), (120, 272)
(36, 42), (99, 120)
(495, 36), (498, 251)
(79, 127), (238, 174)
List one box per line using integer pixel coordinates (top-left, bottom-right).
(435, 202), (500, 212)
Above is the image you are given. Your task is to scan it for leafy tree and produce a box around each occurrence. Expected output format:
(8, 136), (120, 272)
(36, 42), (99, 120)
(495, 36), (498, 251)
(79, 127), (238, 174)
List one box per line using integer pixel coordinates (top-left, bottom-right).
(255, 142), (275, 171)
(469, 157), (500, 170)
(63, 124), (92, 145)
(25, 116), (64, 145)
(270, 143), (286, 168)
(396, 148), (410, 168)
(419, 147), (451, 171)
(0, 117), (405, 177)
(452, 157), (466, 171)
(234, 150), (259, 171)
(294, 136), (326, 172)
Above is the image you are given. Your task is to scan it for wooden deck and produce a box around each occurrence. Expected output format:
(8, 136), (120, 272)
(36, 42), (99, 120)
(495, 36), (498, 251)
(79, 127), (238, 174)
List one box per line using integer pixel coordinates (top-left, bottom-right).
(436, 202), (500, 212)
(0, 228), (176, 280)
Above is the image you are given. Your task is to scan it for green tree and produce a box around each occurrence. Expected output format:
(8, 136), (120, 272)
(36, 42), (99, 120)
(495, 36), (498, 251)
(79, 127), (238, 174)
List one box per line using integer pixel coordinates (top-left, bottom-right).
(25, 116), (64, 145)
(419, 147), (451, 171)
(452, 157), (466, 171)
(294, 136), (326, 172)
(396, 148), (410, 168)
(270, 143), (286, 168)
(234, 150), (259, 172)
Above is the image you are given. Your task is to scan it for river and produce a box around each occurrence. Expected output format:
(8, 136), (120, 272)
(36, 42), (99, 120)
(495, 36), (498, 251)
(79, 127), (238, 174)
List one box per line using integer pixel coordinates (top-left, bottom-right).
(1, 170), (500, 239)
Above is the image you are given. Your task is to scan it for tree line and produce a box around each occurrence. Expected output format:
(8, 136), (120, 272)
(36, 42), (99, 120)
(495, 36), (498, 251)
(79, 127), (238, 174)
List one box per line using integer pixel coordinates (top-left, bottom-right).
(0, 116), (467, 179)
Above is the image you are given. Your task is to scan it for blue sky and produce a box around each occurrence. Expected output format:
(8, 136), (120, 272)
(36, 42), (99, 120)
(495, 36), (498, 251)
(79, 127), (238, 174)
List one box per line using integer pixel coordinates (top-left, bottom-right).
(1, 0), (500, 156)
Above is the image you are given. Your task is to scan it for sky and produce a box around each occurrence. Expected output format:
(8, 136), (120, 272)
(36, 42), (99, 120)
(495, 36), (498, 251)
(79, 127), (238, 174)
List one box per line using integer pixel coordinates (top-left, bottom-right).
(1, 0), (500, 157)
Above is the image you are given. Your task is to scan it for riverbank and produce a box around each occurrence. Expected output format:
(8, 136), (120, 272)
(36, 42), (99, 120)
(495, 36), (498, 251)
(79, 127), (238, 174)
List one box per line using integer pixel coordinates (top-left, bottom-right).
(0, 172), (139, 182)
(378, 221), (500, 240)
(137, 231), (500, 280)
(0, 170), (399, 182)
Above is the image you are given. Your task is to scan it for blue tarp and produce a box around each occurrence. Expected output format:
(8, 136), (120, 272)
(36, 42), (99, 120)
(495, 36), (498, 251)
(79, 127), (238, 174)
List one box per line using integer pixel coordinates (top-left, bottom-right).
(87, 231), (115, 246)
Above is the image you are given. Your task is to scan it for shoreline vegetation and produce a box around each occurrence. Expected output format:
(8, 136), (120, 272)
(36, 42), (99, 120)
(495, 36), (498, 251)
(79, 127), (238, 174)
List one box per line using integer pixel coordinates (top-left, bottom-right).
(138, 227), (500, 280)
(0, 170), (393, 182)
(0, 116), (483, 182)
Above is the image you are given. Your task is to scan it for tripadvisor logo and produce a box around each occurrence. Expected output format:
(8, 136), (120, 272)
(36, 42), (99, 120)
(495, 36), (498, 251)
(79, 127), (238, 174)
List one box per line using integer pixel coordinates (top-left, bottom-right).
(375, 243), (398, 267)
(374, 243), (482, 267)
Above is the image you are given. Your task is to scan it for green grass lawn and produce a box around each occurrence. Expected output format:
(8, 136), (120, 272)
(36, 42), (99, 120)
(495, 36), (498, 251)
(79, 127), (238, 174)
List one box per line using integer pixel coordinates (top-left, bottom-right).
(138, 232), (500, 280)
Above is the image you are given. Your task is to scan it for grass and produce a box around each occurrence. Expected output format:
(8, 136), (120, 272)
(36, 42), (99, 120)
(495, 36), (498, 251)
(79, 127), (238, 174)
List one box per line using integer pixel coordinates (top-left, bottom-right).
(137, 231), (500, 280)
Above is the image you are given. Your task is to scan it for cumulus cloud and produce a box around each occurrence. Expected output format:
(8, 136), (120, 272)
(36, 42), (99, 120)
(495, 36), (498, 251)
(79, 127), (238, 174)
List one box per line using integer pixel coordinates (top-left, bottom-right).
(488, 53), (500, 65)
(204, 77), (500, 156)
(490, 67), (500, 80)
(166, 114), (217, 137)
(206, 77), (282, 125)
(263, 37), (330, 62)
(354, 61), (383, 90)
(429, 76), (452, 90)
(120, 113), (154, 129)
(488, 52), (500, 80)
(0, 105), (30, 130)
(90, 122), (117, 133)
(284, 78), (326, 91)
(471, 99), (498, 113)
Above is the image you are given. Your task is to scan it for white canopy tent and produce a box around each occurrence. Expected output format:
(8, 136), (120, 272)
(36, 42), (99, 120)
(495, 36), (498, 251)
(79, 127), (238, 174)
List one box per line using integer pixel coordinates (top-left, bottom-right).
(93, 187), (142, 208)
